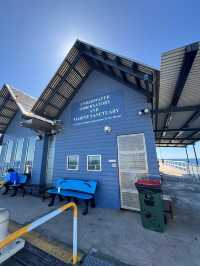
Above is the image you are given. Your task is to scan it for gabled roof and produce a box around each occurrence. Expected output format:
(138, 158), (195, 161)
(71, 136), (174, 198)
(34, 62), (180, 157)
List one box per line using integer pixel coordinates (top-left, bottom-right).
(31, 39), (160, 120)
(154, 41), (200, 147)
(0, 84), (36, 134)
(10, 86), (36, 113)
(0, 84), (55, 134)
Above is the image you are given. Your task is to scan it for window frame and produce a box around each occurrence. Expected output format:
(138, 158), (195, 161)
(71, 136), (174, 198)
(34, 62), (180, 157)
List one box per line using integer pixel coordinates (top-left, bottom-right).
(87, 155), (102, 172)
(66, 155), (79, 171)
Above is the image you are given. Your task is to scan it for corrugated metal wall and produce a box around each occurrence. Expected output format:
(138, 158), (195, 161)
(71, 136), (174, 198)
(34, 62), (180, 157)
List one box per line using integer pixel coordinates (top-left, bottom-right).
(52, 71), (159, 209)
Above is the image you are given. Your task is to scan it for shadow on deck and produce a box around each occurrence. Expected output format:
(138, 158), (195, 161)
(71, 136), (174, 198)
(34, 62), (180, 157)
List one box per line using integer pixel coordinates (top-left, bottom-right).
(161, 170), (200, 222)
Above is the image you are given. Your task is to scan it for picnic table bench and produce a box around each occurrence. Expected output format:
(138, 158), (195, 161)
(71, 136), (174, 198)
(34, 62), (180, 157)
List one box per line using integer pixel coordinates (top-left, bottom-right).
(46, 178), (98, 215)
(1, 173), (30, 197)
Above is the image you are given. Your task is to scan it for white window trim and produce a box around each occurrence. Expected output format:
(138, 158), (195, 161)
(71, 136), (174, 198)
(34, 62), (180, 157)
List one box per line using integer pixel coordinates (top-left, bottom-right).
(66, 155), (79, 171)
(87, 155), (102, 172)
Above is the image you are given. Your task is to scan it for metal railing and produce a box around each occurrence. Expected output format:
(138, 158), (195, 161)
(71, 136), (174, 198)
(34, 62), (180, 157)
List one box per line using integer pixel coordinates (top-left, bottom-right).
(161, 159), (200, 178)
(0, 202), (78, 265)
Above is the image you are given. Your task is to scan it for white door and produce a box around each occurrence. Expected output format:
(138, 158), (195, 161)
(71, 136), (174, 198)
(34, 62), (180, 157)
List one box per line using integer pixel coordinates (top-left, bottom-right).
(117, 133), (148, 211)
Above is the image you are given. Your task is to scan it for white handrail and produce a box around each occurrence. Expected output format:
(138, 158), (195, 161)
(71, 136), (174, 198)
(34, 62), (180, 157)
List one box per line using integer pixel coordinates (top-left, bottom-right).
(160, 159), (200, 178)
(0, 202), (78, 265)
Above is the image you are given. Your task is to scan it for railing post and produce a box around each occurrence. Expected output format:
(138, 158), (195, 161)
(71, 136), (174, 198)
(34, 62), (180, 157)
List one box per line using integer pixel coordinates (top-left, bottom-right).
(59, 202), (78, 265)
(73, 207), (78, 265)
(185, 146), (190, 175)
(192, 144), (199, 178)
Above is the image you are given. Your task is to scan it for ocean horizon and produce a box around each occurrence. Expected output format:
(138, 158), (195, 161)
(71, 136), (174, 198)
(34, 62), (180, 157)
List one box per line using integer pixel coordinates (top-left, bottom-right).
(161, 158), (200, 165)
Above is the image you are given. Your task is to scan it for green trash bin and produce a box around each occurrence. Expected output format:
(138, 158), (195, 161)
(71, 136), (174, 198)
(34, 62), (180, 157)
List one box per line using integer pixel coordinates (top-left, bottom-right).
(135, 178), (165, 233)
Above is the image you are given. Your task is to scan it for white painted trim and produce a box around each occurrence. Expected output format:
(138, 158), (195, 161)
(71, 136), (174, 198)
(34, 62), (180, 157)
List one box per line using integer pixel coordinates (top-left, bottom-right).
(87, 155), (102, 172)
(66, 155), (79, 171)
(24, 112), (55, 125)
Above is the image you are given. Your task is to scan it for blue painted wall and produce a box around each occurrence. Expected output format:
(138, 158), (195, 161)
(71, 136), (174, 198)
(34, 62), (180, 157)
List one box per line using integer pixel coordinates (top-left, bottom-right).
(52, 70), (159, 209)
(1, 111), (44, 184)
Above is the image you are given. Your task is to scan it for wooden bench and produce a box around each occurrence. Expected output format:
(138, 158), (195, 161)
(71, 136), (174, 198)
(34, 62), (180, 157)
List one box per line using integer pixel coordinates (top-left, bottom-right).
(47, 179), (98, 215)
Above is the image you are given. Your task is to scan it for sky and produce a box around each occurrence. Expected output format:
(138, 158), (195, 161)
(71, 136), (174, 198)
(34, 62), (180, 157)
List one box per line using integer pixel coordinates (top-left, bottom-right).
(0, 0), (200, 159)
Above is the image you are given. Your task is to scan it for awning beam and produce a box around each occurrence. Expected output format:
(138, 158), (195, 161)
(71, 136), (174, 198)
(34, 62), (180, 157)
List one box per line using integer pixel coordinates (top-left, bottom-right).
(88, 49), (152, 99)
(158, 138), (197, 140)
(157, 104), (200, 113)
(171, 44), (198, 106)
(83, 50), (153, 81)
(155, 128), (200, 132)
(179, 130), (199, 144)
(160, 43), (198, 139)
(38, 52), (83, 116)
(156, 144), (186, 147)
(96, 67), (151, 98)
(174, 111), (200, 140)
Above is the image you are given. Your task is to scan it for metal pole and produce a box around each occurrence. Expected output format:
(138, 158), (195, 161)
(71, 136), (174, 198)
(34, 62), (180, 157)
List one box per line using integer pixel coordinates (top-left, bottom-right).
(192, 144), (199, 178)
(185, 146), (190, 175)
(73, 212), (78, 265)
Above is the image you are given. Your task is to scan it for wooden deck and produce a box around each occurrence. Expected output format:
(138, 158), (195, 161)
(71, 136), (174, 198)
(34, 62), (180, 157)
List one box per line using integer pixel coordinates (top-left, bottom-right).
(159, 162), (186, 177)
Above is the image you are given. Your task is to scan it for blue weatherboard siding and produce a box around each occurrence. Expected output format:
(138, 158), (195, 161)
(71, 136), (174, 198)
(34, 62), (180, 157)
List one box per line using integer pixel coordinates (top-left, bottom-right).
(52, 70), (159, 209)
(1, 111), (44, 184)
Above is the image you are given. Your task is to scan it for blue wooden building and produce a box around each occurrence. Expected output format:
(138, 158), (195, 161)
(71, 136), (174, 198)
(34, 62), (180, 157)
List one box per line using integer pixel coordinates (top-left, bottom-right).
(0, 40), (160, 210)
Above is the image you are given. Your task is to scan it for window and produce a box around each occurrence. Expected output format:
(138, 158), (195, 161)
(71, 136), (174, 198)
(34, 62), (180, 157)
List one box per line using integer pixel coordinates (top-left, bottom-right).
(87, 155), (101, 171)
(24, 137), (36, 174)
(13, 138), (24, 171)
(0, 140), (13, 174)
(4, 139), (14, 170)
(67, 155), (79, 170)
(5, 140), (14, 164)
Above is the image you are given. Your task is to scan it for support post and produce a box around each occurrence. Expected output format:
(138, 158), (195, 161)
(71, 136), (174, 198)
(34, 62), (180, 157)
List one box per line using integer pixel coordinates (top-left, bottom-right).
(192, 144), (199, 178)
(185, 146), (190, 175)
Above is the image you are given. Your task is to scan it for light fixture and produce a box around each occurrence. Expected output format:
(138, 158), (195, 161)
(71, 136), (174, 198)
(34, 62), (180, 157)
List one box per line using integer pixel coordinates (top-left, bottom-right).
(138, 108), (150, 116)
(138, 110), (143, 116)
(104, 125), (112, 133)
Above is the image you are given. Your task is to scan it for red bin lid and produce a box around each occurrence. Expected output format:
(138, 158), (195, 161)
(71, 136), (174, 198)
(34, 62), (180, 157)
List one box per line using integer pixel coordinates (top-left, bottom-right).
(135, 178), (161, 187)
